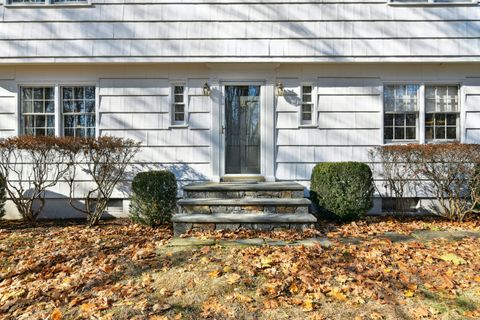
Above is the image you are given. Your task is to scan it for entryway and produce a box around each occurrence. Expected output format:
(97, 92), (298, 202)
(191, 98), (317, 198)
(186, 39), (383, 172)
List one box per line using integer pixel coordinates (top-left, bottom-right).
(224, 85), (261, 175)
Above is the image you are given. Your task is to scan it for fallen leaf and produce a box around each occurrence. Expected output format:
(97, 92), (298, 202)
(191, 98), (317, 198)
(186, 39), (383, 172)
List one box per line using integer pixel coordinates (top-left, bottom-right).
(51, 308), (62, 320)
(439, 253), (466, 266)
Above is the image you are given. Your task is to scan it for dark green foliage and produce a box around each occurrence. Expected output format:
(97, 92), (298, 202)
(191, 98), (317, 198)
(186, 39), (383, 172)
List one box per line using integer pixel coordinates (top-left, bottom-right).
(129, 170), (177, 227)
(0, 172), (6, 219)
(310, 162), (374, 222)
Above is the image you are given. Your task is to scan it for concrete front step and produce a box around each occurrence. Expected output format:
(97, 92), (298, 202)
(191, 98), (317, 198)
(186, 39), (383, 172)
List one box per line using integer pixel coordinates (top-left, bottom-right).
(184, 182), (306, 199)
(178, 197), (310, 214)
(172, 213), (317, 235)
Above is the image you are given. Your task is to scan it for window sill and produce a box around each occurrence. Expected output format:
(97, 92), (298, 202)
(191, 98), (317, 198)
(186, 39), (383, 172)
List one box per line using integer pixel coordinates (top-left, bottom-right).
(388, 2), (477, 6)
(298, 124), (317, 129)
(169, 124), (189, 129)
(383, 140), (419, 145)
(426, 139), (459, 144)
(4, 2), (92, 8)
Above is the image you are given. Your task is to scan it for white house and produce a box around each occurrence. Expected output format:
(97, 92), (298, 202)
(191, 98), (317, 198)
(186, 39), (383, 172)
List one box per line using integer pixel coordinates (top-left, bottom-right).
(0, 0), (480, 224)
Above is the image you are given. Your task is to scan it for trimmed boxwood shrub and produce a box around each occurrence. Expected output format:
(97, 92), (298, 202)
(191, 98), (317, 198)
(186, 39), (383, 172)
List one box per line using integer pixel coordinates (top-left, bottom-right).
(310, 162), (374, 222)
(129, 170), (177, 227)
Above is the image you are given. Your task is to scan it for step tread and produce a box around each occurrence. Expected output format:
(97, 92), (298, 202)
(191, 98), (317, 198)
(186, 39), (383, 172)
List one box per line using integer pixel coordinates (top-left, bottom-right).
(184, 182), (305, 192)
(172, 213), (317, 224)
(178, 198), (311, 206)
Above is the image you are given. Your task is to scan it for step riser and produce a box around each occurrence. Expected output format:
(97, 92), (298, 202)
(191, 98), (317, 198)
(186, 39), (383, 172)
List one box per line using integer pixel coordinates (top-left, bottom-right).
(185, 190), (304, 199)
(174, 222), (315, 236)
(180, 205), (309, 214)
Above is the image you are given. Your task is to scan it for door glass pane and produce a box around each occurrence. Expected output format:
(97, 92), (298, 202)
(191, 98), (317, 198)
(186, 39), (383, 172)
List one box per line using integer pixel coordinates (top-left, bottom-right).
(225, 85), (261, 174)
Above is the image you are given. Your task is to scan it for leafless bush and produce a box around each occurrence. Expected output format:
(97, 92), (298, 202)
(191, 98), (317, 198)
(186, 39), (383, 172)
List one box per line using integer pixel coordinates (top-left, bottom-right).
(65, 136), (140, 226)
(369, 145), (419, 214)
(0, 136), (74, 224)
(371, 144), (480, 221)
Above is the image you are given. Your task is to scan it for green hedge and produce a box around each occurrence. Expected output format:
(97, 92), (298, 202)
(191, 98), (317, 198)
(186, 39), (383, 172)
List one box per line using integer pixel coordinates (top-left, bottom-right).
(310, 162), (374, 222)
(129, 170), (177, 227)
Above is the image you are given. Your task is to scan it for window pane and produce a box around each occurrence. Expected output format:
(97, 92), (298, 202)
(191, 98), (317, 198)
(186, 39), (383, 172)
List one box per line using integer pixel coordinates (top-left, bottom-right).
(446, 114), (457, 126)
(425, 113), (434, 126)
(45, 101), (55, 113)
(86, 128), (95, 137)
(302, 112), (312, 121)
(436, 127), (446, 140)
(34, 101), (43, 113)
(64, 115), (75, 128)
(447, 127), (457, 139)
(24, 115), (34, 128)
(384, 114), (394, 126)
(85, 100), (95, 113)
(175, 113), (185, 122)
(75, 101), (84, 113)
(302, 86), (312, 94)
(22, 88), (32, 100)
(63, 87), (73, 100)
(384, 127), (393, 140)
(33, 88), (43, 100)
(85, 86), (95, 100)
(64, 128), (75, 136)
(174, 86), (184, 94)
(406, 114), (416, 126)
(406, 127), (416, 140)
(394, 128), (405, 140)
(47, 128), (55, 136)
(174, 95), (184, 103)
(35, 115), (45, 127)
(425, 127), (434, 140)
(63, 101), (74, 113)
(394, 115), (405, 126)
(74, 87), (84, 99)
(23, 101), (33, 113)
(435, 114), (446, 126)
(47, 115), (55, 127)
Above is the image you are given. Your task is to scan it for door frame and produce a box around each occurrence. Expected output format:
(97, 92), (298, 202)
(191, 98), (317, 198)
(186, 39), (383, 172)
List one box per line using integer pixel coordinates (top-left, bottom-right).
(219, 81), (265, 178)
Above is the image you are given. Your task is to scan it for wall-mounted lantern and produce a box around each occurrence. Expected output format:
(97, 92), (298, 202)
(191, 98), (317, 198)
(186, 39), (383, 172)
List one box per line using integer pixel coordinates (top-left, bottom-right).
(203, 82), (211, 96)
(275, 82), (284, 96)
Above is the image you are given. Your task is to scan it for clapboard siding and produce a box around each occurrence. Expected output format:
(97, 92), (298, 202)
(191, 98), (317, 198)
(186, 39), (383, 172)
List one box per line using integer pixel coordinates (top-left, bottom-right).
(1, 2), (480, 62)
(0, 80), (16, 138)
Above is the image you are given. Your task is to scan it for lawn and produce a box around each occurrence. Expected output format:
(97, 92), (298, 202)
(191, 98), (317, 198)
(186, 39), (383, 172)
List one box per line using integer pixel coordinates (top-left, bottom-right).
(0, 218), (479, 320)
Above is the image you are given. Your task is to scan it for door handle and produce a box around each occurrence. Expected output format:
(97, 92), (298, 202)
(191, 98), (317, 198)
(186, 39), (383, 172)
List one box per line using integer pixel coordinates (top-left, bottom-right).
(221, 125), (225, 134)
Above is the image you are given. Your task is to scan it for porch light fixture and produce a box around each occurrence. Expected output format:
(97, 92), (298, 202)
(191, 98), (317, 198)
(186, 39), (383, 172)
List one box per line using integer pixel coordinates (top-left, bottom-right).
(203, 82), (211, 96)
(275, 82), (284, 96)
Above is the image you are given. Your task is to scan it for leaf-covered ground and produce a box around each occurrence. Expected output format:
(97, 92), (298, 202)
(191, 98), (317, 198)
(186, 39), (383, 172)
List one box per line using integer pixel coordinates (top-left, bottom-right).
(0, 217), (479, 320)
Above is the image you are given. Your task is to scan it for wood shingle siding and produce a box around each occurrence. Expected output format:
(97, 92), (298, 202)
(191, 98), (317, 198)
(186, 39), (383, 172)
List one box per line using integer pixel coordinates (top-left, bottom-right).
(1, 1), (480, 62)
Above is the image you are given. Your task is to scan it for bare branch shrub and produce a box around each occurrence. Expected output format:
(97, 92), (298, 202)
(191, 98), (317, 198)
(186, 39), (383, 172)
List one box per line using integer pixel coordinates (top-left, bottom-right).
(369, 146), (419, 214)
(0, 136), (74, 224)
(414, 143), (480, 221)
(371, 144), (480, 221)
(65, 136), (140, 226)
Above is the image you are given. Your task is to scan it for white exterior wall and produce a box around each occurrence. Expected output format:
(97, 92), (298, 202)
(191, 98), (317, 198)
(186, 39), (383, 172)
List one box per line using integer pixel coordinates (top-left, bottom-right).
(0, 63), (479, 200)
(1, 1), (480, 63)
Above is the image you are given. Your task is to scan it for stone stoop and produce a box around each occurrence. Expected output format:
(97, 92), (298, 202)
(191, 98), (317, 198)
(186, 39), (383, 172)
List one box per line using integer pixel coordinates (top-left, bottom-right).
(172, 182), (318, 236)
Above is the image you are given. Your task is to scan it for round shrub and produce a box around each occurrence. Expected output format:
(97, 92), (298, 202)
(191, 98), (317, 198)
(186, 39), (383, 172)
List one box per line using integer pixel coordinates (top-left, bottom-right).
(310, 162), (374, 222)
(129, 170), (177, 227)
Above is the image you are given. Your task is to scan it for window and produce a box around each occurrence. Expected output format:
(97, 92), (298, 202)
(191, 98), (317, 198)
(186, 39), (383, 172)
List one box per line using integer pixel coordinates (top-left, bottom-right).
(20, 85), (96, 137)
(300, 85), (314, 125)
(425, 85), (459, 141)
(62, 86), (96, 137)
(172, 85), (187, 125)
(21, 87), (55, 136)
(383, 84), (420, 141)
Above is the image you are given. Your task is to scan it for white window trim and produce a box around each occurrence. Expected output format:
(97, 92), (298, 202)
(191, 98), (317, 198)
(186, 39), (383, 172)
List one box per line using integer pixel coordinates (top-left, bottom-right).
(17, 82), (98, 138)
(382, 82), (463, 145)
(169, 82), (189, 128)
(298, 82), (318, 128)
(60, 85), (97, 138)
(383, 83), (422, 144)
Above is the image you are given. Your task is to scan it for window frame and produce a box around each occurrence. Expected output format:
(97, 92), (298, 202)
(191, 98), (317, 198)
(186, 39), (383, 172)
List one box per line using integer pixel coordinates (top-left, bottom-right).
(382, 82), (463, 145)
(170, 82), (188, 128)
(383, 83), (421, 143)
(298, 83), (317, 128)
(17, 82), (98, 138)
(424, 84), (461, 142)
(60, 85), (97, 138)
